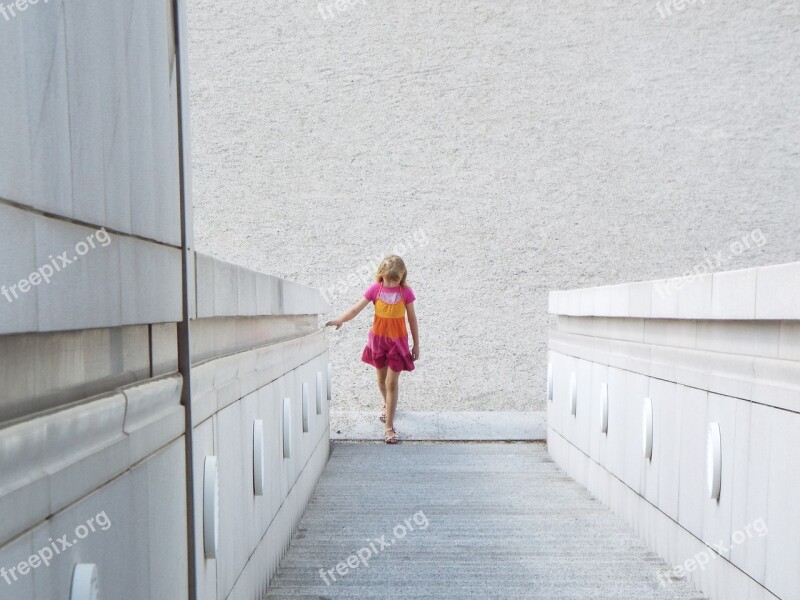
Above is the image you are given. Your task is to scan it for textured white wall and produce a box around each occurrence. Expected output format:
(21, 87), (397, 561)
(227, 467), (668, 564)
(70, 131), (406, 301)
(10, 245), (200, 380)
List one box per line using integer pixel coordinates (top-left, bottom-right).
(187, 0), (800, 412)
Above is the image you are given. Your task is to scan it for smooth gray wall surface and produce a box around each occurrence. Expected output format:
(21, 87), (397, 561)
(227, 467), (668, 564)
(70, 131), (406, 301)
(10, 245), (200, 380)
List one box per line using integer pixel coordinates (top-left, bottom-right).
(187, 0), (799, 412)
(0, 0), (185, 339)
(0, 338), (331, 600)
(0, 0), (181, 244)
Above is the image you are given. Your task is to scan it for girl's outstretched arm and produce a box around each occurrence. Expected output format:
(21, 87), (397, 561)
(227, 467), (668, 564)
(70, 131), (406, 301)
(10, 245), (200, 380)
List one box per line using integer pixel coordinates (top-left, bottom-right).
(325, 296), (370, 330)
(406, 302), (420, 360)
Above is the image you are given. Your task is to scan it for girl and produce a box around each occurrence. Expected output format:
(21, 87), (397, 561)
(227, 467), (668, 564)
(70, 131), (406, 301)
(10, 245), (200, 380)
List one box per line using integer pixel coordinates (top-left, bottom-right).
(325, 255), (420, 444)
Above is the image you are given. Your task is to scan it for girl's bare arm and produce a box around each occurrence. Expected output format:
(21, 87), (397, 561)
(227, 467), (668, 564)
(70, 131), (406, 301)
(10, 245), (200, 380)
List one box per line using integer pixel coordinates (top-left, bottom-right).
(406, 301), (420, 358)
(325, 297), (371, 330)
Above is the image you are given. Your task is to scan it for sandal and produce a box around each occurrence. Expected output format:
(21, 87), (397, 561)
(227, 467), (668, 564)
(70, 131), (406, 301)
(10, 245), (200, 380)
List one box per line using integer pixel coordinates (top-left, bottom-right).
(384, 427), (399, 444)
(379, 403), (387, 423)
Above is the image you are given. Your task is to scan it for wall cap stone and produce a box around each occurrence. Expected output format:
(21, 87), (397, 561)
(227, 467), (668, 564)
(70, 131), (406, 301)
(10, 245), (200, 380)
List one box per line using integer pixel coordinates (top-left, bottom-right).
(549, 262), (800, 320)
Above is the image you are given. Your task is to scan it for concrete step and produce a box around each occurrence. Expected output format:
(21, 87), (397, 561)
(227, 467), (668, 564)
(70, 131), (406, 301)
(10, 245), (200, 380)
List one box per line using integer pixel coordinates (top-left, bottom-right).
(330, 411), (547, 440)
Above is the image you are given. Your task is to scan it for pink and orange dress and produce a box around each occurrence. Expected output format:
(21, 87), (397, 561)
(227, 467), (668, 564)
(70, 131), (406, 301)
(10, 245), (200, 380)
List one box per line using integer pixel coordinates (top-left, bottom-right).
(360, 281), (416, 372)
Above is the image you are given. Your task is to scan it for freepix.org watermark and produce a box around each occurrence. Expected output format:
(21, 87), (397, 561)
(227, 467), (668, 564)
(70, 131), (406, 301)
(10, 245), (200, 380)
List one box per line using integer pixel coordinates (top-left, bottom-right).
(318, 0), (366, 20)
(655, 0), (707, 19)
(1, 227), (112, 305)
(657, 518), (767, 587)
(1, 511), (112, 586)
(655, 228), (766, 299)
(319, 227), (429, 305)
(0, 0), (49, 23)
(318, 510), (429, 585)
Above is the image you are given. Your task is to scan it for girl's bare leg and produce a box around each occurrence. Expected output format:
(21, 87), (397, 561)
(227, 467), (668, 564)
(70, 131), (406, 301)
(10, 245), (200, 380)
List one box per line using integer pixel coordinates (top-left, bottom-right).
(384, 367), (400, 431)
(376, 366), (388, 408)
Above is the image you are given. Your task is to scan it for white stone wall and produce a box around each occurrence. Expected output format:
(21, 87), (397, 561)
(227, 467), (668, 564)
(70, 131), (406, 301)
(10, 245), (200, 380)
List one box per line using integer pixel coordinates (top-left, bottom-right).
(190, 342), (330, 600)
(0, 0), (181, 241)
(547, 262), (800, 600)
(0, 335), (330, 600)
(0, 2), (332, 598)
(195, 252), (329, 320)
(0, 0), (184, 336)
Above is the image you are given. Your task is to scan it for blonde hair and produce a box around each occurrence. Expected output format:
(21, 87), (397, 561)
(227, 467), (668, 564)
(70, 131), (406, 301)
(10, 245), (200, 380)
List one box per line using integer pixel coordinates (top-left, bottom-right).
(375, 255), (409, 287)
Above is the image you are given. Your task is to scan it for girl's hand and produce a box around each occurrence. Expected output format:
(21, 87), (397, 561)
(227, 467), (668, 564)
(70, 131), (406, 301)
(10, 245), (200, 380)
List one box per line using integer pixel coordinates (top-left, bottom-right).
(411, 345), (420, 361)
(325, 318), (343, 330)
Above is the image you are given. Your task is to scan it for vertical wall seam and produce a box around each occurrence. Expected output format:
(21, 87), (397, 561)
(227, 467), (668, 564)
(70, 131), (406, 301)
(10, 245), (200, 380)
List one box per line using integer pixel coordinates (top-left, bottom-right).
(170, 0), (197, 597)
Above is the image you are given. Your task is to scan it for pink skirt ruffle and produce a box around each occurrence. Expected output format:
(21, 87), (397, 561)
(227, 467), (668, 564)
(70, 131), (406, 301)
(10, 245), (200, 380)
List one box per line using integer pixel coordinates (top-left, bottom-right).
(361, 330), (415, 372)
